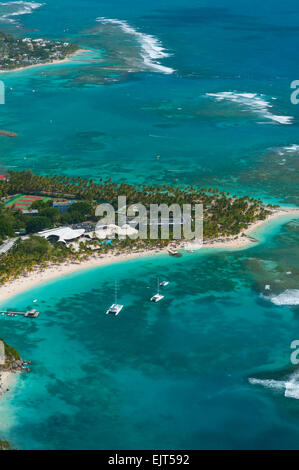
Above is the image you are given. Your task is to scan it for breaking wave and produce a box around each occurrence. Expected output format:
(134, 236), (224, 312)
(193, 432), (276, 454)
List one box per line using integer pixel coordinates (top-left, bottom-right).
(283, 144), (299, 152)
(269, 289), (299, 306)
(96, 17), (175, 75)
(206, 92), (293, 125)
(249, 371), (299, 399)
(0, 1), (43, 24)
(275, 144), (299, 156)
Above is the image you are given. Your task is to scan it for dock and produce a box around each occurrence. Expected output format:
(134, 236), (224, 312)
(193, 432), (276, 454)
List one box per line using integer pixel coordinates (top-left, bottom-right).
(0, 309), (40, 318)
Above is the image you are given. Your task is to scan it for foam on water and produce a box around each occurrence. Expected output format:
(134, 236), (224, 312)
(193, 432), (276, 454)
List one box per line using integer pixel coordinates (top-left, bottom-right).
(283, 144), (299, 153)
(206, 92), (293, 125)
(249, 371), (299, 400)
(269, 289), (299, 306)
(96, 17), (175, 75)
(0, 1), (43, 23)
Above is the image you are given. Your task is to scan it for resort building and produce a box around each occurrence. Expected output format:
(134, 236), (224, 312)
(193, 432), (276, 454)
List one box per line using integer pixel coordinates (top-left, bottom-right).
(53, 200), (76, 214)
(72, 221), (97, 232)
(95, 223), (138, 239)
(22, 209), (39, 216)
(0, 238), (17, 256)
(37, 227), (85, 244)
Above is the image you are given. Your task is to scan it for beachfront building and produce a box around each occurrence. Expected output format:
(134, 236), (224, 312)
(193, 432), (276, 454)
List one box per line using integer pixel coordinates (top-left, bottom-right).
(0, 238), (17, 256)
(37, 227), (85, 244)
(95, 223), (138, 239)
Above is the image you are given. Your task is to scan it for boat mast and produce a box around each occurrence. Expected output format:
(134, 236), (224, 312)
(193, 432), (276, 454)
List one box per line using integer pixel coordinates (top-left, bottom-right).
(114, 281), (118, 304)
(157, 277), (160, 295)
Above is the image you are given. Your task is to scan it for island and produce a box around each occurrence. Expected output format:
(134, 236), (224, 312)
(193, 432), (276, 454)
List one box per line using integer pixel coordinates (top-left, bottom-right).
(0, 169), (298, 301)
(0, 31), (79, 72)
(0, 440), (10, 450)
(0, 338), (25, 378)
(0, 339), (25, 451)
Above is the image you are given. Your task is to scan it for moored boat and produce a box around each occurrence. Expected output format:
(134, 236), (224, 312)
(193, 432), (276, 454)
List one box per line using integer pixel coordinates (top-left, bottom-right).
(106, 281), (124, 316)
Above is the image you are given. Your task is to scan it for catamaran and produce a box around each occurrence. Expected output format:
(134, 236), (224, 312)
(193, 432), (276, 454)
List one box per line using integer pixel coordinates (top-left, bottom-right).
(150, 278), (165, 303)
(106, 281), (124, 316)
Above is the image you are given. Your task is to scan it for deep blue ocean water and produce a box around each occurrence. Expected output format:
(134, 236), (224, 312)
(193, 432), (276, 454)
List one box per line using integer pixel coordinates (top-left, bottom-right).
(0, 0), (299, 449)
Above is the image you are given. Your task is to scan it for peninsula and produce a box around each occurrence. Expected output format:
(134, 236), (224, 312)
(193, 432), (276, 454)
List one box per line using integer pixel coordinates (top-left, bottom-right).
(0, 31), (79, 72)
(0, 338), (27, 396)
(0, 170), (298, 302)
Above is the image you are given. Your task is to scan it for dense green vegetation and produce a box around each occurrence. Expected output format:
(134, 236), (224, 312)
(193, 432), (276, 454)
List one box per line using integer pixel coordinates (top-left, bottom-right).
(0, 338), (20, 361)
(0, 235), (95, 284)
(0, 170), (278, 285)
(0, 170), (276, 238)
(0, 440), (11, 450)
(0, 199), (94, 243)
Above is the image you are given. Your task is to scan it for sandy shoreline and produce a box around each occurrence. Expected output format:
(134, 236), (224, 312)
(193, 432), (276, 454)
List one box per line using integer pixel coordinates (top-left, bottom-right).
(0, 49), (87, 74)
(0, 207), (298, 303)
(201, 208), (299, 249)
(0, 371), (17, 399)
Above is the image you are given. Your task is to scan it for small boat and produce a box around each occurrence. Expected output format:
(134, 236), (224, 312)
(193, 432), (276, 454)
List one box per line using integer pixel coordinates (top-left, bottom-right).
(106, 281), (123, 316)
(150, 278), (164, 303)
(150, 294), (164, 303)
(33, 299), (38, 303)
(160, 281), (169, 287)
(106, 303), (124, 316)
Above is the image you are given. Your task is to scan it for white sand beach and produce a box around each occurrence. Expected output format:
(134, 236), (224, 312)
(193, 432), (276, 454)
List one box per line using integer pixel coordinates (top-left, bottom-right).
(0, 207), (298, 303)
(0, 49), (88, 74)
(201, 207), (299, 249)
(0, 371), (17, 398)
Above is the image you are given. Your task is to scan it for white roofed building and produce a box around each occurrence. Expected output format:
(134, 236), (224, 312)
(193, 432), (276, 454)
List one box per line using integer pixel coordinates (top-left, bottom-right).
(95, 224), (138, 239)
(37, 227), (85, 243)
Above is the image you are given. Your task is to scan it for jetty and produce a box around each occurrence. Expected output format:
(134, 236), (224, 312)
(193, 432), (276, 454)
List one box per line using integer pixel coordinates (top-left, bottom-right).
(0, 309), (40, 318)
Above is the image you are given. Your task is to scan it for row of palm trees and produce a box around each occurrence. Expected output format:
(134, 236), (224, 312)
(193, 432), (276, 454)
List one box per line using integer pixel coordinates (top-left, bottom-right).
(0, 169), (274, 240)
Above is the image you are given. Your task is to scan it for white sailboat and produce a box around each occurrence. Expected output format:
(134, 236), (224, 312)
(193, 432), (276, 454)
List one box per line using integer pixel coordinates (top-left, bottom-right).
(106, 281), (124, 316)
(150, 277), (165, 303)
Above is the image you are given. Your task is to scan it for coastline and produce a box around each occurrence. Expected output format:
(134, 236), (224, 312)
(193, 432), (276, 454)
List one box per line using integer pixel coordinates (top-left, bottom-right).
(201, 207), (299, 249)
(0, 49), (87, 74)
(0, 207), (298, 304)
(0, 371), (17, 399)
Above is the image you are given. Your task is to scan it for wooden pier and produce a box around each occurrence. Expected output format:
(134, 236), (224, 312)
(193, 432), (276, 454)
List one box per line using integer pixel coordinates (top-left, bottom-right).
(0, 309), (40, 318)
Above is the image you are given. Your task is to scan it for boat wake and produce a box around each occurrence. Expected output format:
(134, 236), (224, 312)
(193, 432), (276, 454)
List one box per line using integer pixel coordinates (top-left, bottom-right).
(249, 371), (299, 399)
(96, 17), (175, 75)
(0, 1), (43, 24)
(206, 92), (293, 125)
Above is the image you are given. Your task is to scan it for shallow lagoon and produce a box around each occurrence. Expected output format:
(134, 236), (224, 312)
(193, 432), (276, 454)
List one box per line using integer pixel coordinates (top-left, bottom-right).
(0, 215), (298, 449)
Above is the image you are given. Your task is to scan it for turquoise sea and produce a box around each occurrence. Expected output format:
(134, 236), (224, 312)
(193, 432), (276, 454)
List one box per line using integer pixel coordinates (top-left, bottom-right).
(0, 0), (299, 449)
